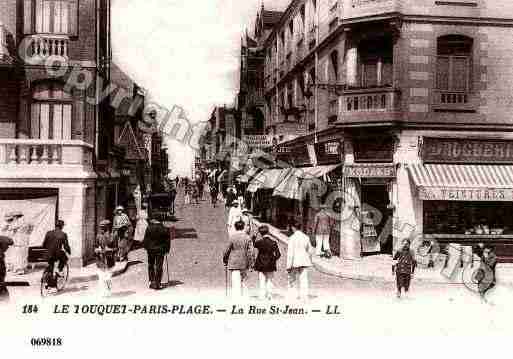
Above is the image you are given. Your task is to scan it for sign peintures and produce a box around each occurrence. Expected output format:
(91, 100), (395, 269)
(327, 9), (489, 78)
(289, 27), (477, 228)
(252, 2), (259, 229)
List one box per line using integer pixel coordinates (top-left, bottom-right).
(418, 186), (513, 201)
(343, 164), (396, 178)
(242, 135), (272, 149)
(423, 138), (513, 164)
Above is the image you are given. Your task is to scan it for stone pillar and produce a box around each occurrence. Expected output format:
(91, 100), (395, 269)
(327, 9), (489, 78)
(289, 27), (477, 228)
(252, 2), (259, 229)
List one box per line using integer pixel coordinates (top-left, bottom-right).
(346, 46), (358, 87)
(340, 177), (361, 259)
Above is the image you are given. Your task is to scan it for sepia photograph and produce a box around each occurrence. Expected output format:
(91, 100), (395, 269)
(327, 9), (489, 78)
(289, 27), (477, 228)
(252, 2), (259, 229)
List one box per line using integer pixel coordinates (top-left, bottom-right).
(0, 0), (512, 356)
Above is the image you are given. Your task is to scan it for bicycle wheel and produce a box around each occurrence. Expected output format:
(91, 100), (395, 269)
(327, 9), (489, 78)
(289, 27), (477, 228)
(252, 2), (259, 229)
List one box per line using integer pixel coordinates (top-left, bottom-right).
(40, 270), (53, 297)
(56, 264), (69, 292)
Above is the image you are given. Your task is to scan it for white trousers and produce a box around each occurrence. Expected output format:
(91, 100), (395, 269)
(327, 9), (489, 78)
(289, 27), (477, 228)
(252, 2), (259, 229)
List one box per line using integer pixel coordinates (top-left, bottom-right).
(97, 269), (112, 297)
(258, 272), (274, 299)
(288, 267), (309, 300)
(315, 234), (331, 255)
(230, 269), (248, 298)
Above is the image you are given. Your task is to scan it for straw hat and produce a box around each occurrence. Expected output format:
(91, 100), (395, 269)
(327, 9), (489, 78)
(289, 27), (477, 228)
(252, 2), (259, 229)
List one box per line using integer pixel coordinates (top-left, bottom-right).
(99, 219), (111, 227)
(115, 206), (124, 212)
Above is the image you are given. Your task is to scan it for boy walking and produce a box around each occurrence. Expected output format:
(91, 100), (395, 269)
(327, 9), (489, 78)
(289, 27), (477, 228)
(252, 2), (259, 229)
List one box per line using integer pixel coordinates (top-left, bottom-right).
(393, 239), (417, 298)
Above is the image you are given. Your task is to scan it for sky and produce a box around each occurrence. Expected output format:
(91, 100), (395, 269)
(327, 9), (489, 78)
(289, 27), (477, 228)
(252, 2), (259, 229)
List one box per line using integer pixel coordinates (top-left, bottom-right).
(111, 0), (290, 177)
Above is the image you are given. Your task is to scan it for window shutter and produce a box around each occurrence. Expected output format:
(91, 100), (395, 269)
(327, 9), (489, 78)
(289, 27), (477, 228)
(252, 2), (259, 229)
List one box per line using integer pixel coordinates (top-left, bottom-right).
(72, 89), (84, 140)
(23, 0), (34, 34)
(69, 0), (79, 36)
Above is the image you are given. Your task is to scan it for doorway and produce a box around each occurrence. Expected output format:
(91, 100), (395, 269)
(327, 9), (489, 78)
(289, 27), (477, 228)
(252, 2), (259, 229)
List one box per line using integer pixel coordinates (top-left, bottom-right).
(360, 183), (393, 255)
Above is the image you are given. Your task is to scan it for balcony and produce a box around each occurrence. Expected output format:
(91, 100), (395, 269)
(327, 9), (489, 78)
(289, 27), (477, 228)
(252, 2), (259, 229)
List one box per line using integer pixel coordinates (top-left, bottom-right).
(0, 139), (94, 180)
(432, 90), (477, 112)
(343, 87), (400, 112)
(344, 0), (400, 20)
(23, 34), (69, 64)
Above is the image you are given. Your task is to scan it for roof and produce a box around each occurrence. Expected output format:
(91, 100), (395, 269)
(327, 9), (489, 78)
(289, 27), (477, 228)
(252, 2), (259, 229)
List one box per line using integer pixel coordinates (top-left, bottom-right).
(117, 121), (147, 161)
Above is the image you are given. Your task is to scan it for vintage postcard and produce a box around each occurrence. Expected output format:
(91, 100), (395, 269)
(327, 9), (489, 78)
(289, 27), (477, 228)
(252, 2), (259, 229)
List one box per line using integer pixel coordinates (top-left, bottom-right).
(0, 0), (512, 356)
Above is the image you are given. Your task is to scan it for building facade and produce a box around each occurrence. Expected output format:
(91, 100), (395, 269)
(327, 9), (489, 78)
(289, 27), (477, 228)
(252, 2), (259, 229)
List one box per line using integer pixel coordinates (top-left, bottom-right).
(244, 0), (513, 262)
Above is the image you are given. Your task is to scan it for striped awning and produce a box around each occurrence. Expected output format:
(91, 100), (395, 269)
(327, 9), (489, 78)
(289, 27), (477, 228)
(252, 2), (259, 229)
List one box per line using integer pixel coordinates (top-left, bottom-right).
(273, 164), (341, 200)
(408, 164), (513, 201)
(247, 168), (291, 193)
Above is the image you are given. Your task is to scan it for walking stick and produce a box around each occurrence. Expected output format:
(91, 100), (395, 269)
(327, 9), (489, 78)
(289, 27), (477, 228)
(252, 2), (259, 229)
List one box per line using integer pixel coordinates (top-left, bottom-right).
(165, 252), (170, 285)
(225, 265), (228, 297)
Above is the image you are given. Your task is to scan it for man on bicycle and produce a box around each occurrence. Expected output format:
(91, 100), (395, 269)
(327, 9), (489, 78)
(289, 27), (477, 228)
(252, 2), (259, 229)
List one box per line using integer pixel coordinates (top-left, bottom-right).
(42, 220), (71, 276)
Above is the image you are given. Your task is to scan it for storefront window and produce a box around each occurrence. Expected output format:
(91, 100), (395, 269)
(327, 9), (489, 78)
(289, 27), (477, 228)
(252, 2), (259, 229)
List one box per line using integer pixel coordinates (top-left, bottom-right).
(423, 201), (513, 234)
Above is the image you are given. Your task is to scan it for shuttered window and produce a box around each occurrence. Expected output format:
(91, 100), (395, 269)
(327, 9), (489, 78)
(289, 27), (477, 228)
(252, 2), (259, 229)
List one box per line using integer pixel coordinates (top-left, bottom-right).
(31, 83), (72, 140)
(436, 35), (473, 92)
(24, 0), (78, 36)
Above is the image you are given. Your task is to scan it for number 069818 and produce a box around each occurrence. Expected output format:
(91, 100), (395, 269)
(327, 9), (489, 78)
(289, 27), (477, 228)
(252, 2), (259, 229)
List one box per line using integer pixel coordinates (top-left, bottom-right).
(30, 337), (63, 346)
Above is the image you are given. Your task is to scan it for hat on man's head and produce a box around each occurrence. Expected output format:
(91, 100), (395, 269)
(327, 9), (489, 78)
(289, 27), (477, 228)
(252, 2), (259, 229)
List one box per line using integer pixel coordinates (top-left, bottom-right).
(11, 210), (23, 217)
(4, 212), (15, 220)
(115, 206), (124, 212)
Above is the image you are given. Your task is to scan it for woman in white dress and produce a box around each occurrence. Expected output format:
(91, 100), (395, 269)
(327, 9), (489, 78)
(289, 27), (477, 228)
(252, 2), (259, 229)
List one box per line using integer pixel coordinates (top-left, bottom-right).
(133, 203), (149, 243)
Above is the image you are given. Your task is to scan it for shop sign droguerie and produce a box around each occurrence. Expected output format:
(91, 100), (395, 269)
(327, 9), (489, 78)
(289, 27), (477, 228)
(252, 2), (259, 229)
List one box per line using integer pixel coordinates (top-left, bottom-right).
(423, 138), (513, 164)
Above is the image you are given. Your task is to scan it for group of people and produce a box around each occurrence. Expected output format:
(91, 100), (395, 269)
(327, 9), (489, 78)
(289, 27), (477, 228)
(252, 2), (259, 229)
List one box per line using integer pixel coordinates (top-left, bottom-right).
(223, 201), (315, 300)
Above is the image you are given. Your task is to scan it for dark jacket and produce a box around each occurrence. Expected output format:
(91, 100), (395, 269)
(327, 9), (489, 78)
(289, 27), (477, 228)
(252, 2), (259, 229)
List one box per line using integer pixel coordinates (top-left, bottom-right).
(42, 229), (71, 259)
(0, 236), (13, 261)
(143, 222), (170, 255)
(253, 235), (281, 273)
(393, 249), (417, 275)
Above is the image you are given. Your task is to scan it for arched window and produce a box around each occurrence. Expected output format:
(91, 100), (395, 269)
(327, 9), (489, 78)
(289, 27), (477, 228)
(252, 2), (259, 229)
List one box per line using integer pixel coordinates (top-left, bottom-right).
(436, 35), (473, 93)
(31, 82), (72, 140)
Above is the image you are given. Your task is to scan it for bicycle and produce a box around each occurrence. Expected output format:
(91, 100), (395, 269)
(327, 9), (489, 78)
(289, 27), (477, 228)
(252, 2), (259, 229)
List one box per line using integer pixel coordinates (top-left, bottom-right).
(40, 261), (69, 297)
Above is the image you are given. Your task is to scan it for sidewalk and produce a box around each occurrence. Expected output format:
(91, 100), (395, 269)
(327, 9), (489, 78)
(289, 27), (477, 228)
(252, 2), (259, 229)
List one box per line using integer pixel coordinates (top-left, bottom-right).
(253, 218), (513, 286)
(5, 255), (133, 287)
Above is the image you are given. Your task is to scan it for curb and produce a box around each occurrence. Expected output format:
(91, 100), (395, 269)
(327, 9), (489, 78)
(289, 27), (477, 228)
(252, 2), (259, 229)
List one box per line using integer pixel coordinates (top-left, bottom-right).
(68, 261), (130, 285)
(254, 218), (513, 286)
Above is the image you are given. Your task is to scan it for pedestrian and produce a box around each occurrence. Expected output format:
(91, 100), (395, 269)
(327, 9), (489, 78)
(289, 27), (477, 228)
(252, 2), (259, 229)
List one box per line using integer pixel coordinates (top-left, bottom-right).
(42, 220), (71, 277)
(142, 215), (171, 290)
(313, 204), (335, 258)
(227, 202), (243, 236)
(253, 225), (281, 300)
(112, 206), (132, 261)
(4, 211), (31, 274)
(209, 181), (219, 208)
(225, 186), (237, 209)
(286, 220), (313, 301)
(392, 239), (417, 299)
(473, 244), (497, 303)
(133, 202), (149, 243)
(241, 209), (257, 240)
(0, 235), (14, 302)
(223, 220), (254, 298)
(184, 182), (191, 205)
(95, 220), (116, 297)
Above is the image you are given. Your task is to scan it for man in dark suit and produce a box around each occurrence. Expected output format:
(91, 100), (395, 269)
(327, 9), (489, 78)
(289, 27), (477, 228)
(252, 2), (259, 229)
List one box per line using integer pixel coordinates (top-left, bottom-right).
(42, 220), (71, 275)
(143, 216), (171, 290)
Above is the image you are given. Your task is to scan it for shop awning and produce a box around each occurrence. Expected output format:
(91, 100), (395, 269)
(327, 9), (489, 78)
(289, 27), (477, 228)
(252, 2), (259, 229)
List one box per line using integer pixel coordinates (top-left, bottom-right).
(247, 168), (291, 193)
(408, 164), (513, 201)
(273, 164), (341, 200)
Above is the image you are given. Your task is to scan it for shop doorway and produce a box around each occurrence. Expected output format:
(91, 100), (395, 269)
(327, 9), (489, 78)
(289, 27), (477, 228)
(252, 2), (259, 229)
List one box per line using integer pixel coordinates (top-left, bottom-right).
(361, 183), (393, 255)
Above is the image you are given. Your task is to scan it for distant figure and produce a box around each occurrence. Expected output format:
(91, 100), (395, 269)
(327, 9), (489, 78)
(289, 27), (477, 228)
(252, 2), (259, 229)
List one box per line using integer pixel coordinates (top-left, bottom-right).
(393, 239), (417, 299)
(227, 202), (242, 236)
(209, 181), (219, 208)
(286, 221), (313, 300)
(112, 206), (132, 261)
(313, 205), (335, 258)
(133, 202), (149, 243)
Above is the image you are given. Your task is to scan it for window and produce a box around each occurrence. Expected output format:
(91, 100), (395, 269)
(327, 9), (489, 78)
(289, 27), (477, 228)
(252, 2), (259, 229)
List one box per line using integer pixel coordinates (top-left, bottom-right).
(25, 0), (79, 35)
(31, 82), (72, 140)
(436, 35), (473, 92)
(330, 51), (339, 82)
(358, 37), (393, 88)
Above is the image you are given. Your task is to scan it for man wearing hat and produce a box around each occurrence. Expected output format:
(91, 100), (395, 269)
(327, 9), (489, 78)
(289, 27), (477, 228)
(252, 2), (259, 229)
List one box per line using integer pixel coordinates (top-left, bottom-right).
(42, 220), (71, 276)
(95, 220), (116, 296)
(112, 206), (132, 261)
(142, 215), (171, 290)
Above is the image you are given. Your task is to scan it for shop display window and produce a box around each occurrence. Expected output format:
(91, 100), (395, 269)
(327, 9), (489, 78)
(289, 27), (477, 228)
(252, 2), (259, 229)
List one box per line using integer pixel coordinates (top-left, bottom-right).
(423, 201), (513, 235)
